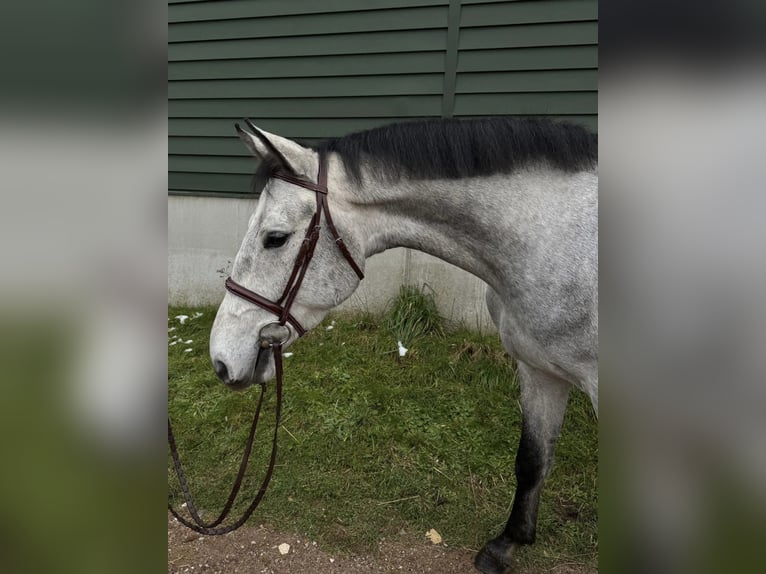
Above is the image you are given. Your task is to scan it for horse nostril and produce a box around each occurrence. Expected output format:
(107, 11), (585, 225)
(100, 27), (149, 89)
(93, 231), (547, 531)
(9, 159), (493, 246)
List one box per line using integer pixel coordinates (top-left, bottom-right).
(213, 359), (230, 383)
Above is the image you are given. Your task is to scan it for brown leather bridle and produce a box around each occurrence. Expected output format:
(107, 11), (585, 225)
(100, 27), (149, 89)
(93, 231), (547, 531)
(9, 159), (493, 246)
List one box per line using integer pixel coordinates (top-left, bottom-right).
(168, 154), (364, 535)
(224, 154), (364, 337)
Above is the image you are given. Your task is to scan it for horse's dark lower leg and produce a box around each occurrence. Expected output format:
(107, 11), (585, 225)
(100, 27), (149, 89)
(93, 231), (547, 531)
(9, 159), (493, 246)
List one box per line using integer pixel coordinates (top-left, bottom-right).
(474, 363), (571, 574)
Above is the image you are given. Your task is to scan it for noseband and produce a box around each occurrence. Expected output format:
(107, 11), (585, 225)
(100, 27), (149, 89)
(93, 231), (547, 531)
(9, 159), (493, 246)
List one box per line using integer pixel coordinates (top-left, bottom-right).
(169, 155), (364, 535)
(225, 156), (364, 341)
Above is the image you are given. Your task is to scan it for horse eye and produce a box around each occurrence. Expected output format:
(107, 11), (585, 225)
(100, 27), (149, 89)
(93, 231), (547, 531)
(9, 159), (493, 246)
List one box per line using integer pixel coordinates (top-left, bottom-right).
(264, 231), (291, 249)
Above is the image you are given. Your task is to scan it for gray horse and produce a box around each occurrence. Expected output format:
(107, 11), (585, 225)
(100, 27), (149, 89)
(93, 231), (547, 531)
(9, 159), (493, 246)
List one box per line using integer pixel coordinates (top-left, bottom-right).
(209, 117), (598, 574)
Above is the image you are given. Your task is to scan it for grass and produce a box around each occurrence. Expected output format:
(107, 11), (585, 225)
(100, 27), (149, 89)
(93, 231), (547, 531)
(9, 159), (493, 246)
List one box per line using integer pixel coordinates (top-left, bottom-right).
(168, 292), (598, 570)
(383, 285), (445, 342)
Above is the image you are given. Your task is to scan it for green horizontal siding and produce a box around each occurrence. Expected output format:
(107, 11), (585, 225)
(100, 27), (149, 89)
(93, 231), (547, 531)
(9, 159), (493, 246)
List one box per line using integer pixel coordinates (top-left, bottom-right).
(463, 114), (598, 132)
(169, 52), (445, 80)
(170, 137), (250, 156)
(452, 2), (596, 133)
(455, 69), (597, 93)
(168, 29), (447, 61)
(169, 0), (597, 197)
(460, 0), (597, 27)
(170, 155), (257, 175)
(453, 92), (597, 115)
(168, 118), (436, 139)
(170, 137), (322, 157)
(169, 0), (448, 23)
(169, 6), (447, 43)
(459, 22), (598, 50)
(169, 96), (442, 118)
(457, 46), (597, 72)
(169, 74), (444, 99)
(168, 137), (323, 158)
(169, 172), (252, 195)
(169, 117), (439, 138)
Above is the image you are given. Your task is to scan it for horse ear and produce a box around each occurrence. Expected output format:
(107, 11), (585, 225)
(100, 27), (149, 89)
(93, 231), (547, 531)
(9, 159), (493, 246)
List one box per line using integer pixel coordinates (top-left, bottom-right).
(235, 120), (313, 177)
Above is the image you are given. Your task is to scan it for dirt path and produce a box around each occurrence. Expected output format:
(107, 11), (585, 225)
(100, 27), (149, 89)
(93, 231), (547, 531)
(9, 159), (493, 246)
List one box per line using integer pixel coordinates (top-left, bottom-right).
(168, 515), (595, 574)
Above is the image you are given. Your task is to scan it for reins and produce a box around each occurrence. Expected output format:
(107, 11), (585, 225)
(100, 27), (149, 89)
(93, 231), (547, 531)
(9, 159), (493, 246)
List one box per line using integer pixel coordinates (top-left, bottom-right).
(168, 347), (283, 535)
(168, 155), (363, 535)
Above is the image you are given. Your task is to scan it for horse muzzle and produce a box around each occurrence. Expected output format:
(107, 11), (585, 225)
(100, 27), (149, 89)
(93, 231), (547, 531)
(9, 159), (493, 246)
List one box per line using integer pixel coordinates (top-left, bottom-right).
(212, 322), (292, 390)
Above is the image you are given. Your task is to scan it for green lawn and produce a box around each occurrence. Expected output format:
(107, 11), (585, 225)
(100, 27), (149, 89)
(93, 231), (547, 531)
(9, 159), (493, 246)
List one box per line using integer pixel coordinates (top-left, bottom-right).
(168, 302), (597, 570)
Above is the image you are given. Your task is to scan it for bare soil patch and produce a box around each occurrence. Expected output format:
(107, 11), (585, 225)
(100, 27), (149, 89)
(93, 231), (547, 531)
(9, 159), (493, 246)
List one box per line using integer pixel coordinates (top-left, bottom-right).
(168, 515), (595, 574)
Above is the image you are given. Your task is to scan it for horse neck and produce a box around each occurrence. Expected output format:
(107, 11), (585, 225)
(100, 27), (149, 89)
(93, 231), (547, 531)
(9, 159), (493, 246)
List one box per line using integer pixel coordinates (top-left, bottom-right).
(339, 161), (596, 291)
(344, 168), (523, 287)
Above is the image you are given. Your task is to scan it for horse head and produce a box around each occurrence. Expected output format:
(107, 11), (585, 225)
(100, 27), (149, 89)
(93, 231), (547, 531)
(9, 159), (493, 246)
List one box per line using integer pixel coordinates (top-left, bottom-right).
(209, 122), (365, 389)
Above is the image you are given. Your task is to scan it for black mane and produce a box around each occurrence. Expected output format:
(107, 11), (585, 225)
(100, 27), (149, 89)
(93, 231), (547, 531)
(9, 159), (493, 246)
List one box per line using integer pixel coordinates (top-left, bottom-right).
(313, 117), (597, 185)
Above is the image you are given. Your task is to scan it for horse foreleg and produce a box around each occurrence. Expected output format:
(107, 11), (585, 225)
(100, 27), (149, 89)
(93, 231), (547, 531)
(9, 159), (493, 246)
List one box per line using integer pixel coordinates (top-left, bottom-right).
(474, 362), (571, 574)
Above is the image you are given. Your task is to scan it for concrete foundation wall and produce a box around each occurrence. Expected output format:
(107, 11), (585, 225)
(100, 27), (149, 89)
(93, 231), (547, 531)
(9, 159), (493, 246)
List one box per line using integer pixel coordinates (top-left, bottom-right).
(169, 196), (495, 332)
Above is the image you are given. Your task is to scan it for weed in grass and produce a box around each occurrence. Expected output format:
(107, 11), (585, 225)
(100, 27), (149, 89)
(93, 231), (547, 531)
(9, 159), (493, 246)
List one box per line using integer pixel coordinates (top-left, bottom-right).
(382, 285), (445, 345)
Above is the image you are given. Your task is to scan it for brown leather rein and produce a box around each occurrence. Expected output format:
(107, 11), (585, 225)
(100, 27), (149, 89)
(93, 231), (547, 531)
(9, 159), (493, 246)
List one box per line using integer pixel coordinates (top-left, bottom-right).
(168, 156), (364, 535)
